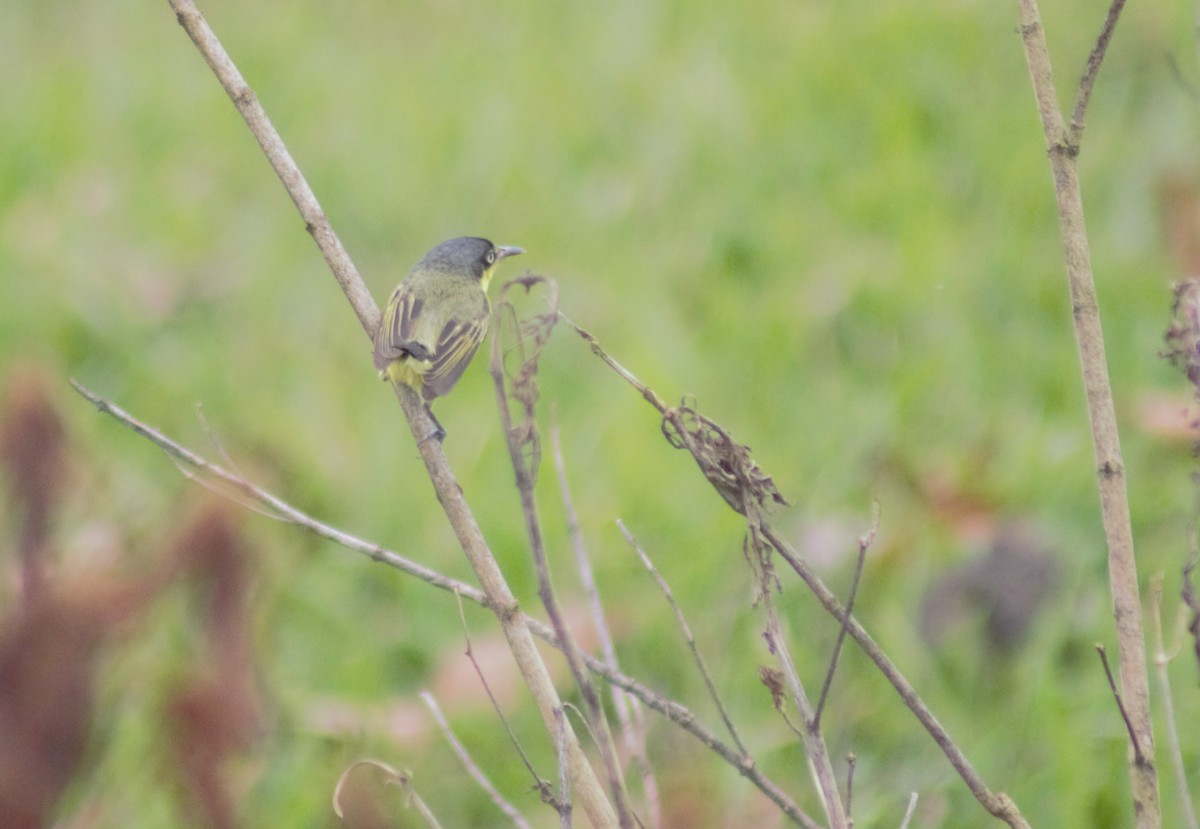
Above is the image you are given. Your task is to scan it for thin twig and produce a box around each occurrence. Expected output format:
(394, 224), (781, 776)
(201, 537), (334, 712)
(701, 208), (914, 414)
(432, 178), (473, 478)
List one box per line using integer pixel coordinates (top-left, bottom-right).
(195, 402), (242, 476)
(814, 502), (880, 729)
(170, 452), (288, 523)
(552, 420), (617, 667)
(1150, 577), (1199, 829)
(489, 282), (634, 829)
(1095, 644), (1145, 764)
(71, 380), (815, 828)
(450, 592), (555, 808)
(764, 523), (1029, 828)
(72, 379), (483, 601)
(420, 692), (534, 829)
(555, 705), (573, 829)
(845, 753), (857, 825)
(332, 760), (444, 829)
(161, 4), (617, 823)
(397, 380), (620, 824)
(898, 793), (919, 829)
(1068, 0), (1129, 144)
(1184, 493), (1200, 670)
(553, 424), (660, 829)
(562, 315), (670, 416)
(617, 519), (750, 757)
(761, 589), (848, 829)
(398, 774), (446, 829)
(1185, 554), (1200, 671)
(546, 647), (814, 826)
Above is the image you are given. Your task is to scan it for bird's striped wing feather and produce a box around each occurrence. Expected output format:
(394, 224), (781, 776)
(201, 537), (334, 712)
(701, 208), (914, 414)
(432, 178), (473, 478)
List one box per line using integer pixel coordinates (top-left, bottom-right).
(374, 289), (430, 370)
(423, 316), (487, 399)
(374, 283), (488, 400)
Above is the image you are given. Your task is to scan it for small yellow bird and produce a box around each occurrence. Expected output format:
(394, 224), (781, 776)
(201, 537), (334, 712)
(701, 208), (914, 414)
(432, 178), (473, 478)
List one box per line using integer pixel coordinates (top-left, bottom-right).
(374, 237), (524, 439)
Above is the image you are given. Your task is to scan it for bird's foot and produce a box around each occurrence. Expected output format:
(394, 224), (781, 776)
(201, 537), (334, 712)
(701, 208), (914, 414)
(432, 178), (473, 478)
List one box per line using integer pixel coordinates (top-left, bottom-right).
(417, 425), (446, 446)
(417, 406), (446, 445)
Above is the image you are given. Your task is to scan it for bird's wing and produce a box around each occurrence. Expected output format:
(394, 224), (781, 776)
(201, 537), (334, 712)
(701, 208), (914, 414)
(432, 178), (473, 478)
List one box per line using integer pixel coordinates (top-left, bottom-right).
(373, 288), (430, 370)
(422, 312), (488, 399)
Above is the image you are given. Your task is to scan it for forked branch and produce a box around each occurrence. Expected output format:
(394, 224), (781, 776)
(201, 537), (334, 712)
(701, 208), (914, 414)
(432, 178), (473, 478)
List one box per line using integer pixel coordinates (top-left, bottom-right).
(1014, 1), (1158, 824)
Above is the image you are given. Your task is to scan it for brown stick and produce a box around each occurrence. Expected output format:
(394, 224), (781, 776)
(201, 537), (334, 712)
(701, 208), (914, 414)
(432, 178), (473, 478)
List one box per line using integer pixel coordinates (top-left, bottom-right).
(814, 503), (879, 729)
(617, 520), (749, 758)
(162, 2), (616, 824)
(487, 302), (634, 828)
(761, 589), (848, 829)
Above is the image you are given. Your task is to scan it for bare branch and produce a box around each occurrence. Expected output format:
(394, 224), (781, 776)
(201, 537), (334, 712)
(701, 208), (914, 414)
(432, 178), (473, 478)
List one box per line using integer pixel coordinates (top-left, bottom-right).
(898, 793), (919, 829)
(845, 754), (857, 826)
(764, 524), (1028, 828)
(1149, 577), (1199, 829)
(420, 692), (535, 829)
(563, 315), (670, 416)
(555, 705), (573, 829)
(1184, 549), (1200, 671)
(70, 380), (813, 827)
(1069, 0), (1129, 144)
(761, 590), (847, 829)
(814, 502), (879, 729)
(554, 426), (660, 829)
(617, 519), (749, 758)
(1015, 1), (1157, 822)
(450, 594), (556, 812)
(71, 380), (485, 602)
(1095, 644), (1145, 765)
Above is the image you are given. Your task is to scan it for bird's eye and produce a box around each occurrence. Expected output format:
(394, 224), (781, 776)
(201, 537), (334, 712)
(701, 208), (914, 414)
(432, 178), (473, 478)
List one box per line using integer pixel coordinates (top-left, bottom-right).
(484, 249), (497, 265)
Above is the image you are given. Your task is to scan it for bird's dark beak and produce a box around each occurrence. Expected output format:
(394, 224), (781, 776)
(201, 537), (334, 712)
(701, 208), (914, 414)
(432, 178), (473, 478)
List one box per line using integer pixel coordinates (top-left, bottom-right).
(496, 245), (525, 260)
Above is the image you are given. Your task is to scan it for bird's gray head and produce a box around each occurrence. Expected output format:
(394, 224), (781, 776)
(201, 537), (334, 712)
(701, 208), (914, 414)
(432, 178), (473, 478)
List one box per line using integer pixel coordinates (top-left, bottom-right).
(419, 237), (524, 281)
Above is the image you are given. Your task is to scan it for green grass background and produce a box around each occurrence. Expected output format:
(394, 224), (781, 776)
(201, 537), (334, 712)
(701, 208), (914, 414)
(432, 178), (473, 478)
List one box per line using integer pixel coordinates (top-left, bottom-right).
(2, 0), (1199, 826)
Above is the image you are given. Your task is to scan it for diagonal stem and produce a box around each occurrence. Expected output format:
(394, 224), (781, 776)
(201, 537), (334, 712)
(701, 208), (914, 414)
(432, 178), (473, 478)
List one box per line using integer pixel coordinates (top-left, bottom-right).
(163, 2), (617, 824)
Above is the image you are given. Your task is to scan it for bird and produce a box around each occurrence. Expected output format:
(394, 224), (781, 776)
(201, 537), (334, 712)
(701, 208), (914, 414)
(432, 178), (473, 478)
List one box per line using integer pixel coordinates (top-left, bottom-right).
(373, 237), (524, 440)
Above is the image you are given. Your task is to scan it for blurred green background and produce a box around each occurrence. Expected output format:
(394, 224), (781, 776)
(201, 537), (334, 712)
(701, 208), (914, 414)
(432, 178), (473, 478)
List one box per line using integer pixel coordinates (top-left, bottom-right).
(3, 0), (1199, 826)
